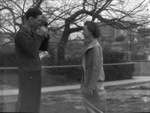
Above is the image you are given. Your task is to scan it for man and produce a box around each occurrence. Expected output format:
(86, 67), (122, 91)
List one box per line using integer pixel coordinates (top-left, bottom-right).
(15, 8), (49, 113)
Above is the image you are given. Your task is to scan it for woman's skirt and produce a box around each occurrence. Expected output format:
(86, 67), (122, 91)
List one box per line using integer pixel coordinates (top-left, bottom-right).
(81, 86), (107, 113)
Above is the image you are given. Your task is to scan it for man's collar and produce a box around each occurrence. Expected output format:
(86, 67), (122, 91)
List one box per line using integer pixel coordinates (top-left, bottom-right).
(20, 25), (32, 35)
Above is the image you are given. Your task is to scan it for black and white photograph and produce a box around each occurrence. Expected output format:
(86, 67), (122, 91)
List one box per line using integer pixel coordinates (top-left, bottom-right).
(0, 0), (150, 113)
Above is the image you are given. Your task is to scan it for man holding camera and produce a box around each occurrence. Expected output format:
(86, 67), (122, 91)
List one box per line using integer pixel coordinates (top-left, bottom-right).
(15, 8), (50, 113)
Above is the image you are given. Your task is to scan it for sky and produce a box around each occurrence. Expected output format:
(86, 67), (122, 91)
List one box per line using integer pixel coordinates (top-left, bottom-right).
(1, 0), (150, 33)
(126, 0), (149, 13)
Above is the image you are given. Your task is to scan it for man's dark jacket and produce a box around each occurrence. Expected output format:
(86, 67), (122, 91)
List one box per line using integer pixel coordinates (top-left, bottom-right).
(15, 26), (49, 72)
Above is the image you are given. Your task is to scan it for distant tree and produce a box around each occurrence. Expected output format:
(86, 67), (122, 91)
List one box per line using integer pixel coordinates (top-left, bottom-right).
(115, 35), (126, 42)
(138, 28), (150, 38)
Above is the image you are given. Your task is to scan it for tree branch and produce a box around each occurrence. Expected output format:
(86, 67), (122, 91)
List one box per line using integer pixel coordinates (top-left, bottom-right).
(32, 0), (43, 9)
(69, 26), (83, 33)
(0, 6), (17, 32)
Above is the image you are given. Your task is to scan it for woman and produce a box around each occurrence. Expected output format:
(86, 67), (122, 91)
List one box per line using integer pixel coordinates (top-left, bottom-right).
(81, 21), (107, 113)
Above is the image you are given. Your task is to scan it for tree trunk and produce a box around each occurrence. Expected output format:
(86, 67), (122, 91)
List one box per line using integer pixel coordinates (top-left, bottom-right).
(57, 29), (70, 65)
(47, 45), (57, 65)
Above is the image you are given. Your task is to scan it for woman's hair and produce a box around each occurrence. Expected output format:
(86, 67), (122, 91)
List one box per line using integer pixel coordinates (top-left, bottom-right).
(25, 8), (42, 20)
(84, 21), (101, 39)
(42, 16), (48, 27)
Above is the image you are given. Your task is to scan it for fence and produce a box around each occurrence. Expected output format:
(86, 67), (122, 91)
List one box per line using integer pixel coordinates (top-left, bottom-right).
(0, 61), (149, 88)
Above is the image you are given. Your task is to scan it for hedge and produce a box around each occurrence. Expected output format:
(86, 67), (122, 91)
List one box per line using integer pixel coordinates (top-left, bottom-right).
(104, 63), (134, 81)
(0, 52), (17, 67)
(45, 57), (83, 81)
(0, 49), (135, 82)
(46, 63), (134, 82)
(45, 47), (134, 81)
(43, 60), (134, 82)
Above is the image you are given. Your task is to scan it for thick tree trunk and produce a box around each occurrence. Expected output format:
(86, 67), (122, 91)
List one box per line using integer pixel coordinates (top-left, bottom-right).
(47, 46), (57, 65)
(57, 30), (70, 65)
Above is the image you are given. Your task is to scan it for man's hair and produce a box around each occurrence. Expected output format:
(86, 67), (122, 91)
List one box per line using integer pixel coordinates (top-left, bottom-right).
(25, 8), (42, 20)
(84, 21), (101, 39)
(43, 21), (48, 27)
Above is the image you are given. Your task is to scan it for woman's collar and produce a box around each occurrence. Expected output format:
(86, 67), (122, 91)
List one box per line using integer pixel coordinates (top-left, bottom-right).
(86, 39), (100, 50)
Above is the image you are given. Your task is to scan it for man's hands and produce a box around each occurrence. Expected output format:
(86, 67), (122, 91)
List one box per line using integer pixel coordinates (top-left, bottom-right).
(36, 26), (48, 37)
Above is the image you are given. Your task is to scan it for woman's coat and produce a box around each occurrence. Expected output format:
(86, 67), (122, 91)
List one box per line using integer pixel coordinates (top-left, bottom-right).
(81, 39), (107, 113)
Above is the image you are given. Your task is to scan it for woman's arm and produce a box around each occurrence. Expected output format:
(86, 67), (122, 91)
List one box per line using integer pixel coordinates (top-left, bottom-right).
(85, 47), (101, 89)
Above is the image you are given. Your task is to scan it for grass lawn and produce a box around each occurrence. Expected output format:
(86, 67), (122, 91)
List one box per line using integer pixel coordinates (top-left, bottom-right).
(40, 83), (150, 113)
(1, 83), (150, 113)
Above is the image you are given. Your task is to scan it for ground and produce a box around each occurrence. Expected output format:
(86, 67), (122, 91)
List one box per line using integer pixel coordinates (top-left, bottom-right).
(1, 82), (150, 113)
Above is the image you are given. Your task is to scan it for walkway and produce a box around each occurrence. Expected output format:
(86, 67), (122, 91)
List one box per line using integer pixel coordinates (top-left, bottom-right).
(0, 76), (150, 96)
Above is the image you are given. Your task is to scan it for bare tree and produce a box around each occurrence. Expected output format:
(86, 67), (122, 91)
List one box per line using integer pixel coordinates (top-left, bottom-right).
(0, 0), (43, 35)
(0, 0), (150, 64)
(46, 0), (150, 64)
